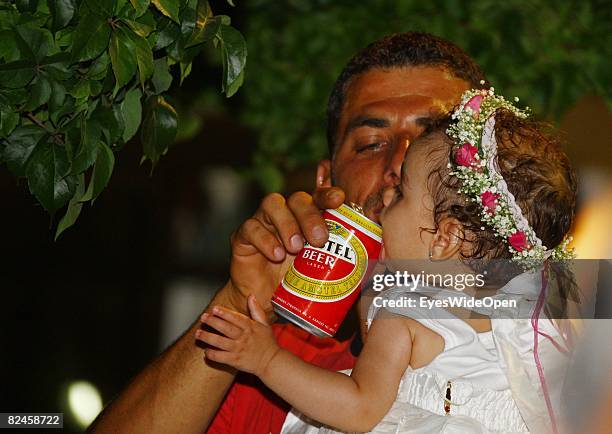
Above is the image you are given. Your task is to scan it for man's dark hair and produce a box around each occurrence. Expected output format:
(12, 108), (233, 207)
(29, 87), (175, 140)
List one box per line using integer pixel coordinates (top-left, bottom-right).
(326, 32), (488, 154)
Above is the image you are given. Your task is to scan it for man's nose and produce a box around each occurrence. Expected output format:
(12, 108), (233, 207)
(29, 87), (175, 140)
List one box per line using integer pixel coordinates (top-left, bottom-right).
(383, 139), (409, 186)
(382, 186), (395, 207)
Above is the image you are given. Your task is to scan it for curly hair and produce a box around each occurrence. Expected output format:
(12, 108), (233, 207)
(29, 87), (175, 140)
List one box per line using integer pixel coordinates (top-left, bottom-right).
(424, 110), (577, 262)
(326, 32), (488, 154)
(420, 110), (579, 315)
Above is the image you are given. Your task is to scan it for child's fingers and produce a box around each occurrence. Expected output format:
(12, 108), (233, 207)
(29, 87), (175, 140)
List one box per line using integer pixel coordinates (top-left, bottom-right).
(195, 329), (235, 351)
(210, 306), (250, 329)
(204, 348), (236, 366)
(247, 294), (268, 325)
(200, 313), (242, 339)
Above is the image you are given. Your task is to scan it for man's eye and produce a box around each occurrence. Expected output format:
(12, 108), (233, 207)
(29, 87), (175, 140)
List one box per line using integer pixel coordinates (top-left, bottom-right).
(357, 142), (385, 153)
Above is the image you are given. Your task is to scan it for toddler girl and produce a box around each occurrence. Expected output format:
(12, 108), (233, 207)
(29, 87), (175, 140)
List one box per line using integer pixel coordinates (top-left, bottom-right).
(196, 89), (577, 433)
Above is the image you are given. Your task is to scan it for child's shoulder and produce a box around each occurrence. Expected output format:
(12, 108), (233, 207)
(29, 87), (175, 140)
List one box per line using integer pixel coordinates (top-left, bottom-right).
(373, 309), (445, 369)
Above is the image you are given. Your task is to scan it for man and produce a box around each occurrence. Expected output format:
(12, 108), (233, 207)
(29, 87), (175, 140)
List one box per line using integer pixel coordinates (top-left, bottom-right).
(89, 32), (487, 433)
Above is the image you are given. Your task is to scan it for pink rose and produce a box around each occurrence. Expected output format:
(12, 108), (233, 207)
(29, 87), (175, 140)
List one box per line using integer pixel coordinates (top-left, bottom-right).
(480, 191), (500, 214)
(455, 143), (478, 167)
(464, 94), (483, 113)
(509, 231), (528, 252)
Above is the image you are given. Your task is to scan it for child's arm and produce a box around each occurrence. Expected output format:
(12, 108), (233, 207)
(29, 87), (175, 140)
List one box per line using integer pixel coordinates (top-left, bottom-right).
(196, 295), (413, 432)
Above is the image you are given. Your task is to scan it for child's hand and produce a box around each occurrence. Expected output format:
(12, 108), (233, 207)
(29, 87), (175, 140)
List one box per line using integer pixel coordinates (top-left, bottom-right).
(195, 294), (280, 376)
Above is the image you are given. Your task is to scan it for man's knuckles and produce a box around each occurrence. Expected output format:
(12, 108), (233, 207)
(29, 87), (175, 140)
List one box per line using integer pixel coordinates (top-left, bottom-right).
(261, 192), (286, 212)
(287, 191), (314, 209)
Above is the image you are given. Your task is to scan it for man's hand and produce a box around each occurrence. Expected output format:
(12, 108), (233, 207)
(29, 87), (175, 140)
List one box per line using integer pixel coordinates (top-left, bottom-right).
(196, 295), (282, 377)
(221, 187), (345, 315)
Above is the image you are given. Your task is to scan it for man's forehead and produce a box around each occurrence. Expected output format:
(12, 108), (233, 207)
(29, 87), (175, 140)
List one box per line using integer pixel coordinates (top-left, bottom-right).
(338, 67), (468, 133)
(344, 66), (469, 108)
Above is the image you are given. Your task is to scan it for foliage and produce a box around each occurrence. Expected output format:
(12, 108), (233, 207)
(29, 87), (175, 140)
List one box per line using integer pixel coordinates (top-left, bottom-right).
(0, 0), (246, 238)
(241, 0), (612, 191)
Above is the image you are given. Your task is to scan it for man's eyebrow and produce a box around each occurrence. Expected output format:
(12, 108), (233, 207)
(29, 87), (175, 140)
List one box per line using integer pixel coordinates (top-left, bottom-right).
(415, 115), (444, 129)
(344, 116), (390, 136)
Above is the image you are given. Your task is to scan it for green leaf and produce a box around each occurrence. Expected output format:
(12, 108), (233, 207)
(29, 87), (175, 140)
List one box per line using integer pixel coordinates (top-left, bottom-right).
(123, 18), (153, 37)
(47, 0), (76, 31)
(24, 75), (52, 111)
(0, 30), (20, 62)
(54, 27), (74, 48)
(0, 60), (35, 88)
(55, 172), (85, 241)
(154, 18), (180, 50)
(81, 141), (115, 202)
(68, 79), (91, 99)
(1, 125), (46, 176)
(121, 87), (142, 141)
(151, 0), (180, 24)
(218, 24), (247, 97)
(151, 57), (173, 93)
(0, 108), (19, 138)
(179, 61), (191, 84)
(14, 26), (54, 62)
(71, 12), (111, 62)
(49, 80), (67, 124)
(16, 0), (38, 14)
(84, 0), (115, 18)
(225, 66), (244, 99)
(187, 3), (221, 48)
(141, 95), (177, 169)
(127, 29), (154, 85)
(109, 27), (138, 89)
(72, 118), (101, 174)
(87, 51), (110, 80)
(91, 104), (125, 145)
(26, 139), (77, 213)
(130, 0), (151, 17)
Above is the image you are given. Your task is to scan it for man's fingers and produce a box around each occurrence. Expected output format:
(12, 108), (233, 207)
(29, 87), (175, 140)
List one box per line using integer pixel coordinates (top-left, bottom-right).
(257, 193), (304, 254)
(195, 329), (235, 351)
(287, 191), (329, 247)
(232, 218), (285, 261)
(312, 186), (345, 211)
(200, 312), (244, 338)
(247, 294), (268, 325)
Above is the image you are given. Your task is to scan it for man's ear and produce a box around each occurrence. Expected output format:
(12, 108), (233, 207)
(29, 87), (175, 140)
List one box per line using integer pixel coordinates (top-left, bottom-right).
(429, 217), (465, 261)
(316, 159), (332, 188)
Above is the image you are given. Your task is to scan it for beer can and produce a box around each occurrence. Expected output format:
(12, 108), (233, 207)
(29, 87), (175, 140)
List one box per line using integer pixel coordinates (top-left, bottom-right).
(272, 203), (382, 337)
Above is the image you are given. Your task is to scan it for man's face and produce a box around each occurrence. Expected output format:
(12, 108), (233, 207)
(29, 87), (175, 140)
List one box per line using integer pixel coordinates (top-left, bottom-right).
(329, 66), (470, 222)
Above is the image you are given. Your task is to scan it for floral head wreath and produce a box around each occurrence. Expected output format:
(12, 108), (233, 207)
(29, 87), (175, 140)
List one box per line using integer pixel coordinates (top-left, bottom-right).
(446, 86), (575, 268)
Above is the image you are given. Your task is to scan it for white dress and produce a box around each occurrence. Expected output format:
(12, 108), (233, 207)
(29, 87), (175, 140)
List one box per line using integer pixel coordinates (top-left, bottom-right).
(281, 271), (570, 434)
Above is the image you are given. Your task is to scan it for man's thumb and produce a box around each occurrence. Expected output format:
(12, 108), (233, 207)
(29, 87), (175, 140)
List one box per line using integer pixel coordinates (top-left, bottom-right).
(248, 294), (268, 324)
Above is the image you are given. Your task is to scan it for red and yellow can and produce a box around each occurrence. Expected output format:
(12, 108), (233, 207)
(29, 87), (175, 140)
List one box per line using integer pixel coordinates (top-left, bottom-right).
(272, 203), (382, 337)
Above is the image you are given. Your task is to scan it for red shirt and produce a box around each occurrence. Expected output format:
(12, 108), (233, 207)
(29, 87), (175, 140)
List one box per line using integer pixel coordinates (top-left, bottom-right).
(206, 323), (356, 434)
